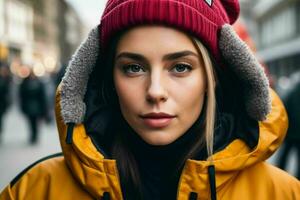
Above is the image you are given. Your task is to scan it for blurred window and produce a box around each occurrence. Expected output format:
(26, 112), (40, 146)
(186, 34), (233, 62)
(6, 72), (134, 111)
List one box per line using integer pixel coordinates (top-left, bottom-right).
(0, 0), (4, 36)
(7, 0), (33, 43)
(261, 6), (296, 48)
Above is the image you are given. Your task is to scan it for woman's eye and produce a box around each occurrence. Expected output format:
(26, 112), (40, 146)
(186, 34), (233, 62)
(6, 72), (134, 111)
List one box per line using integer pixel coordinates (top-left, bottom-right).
(123, 64), (145, 74)
(171, 63), (192, 73)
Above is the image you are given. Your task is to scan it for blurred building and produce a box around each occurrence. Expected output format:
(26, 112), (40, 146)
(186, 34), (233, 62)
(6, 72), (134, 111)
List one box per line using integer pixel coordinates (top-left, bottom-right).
(27, 0), (60, 76)
(0, 0), (85, 77)
(253, 0), (300, 81)
(0, 0), (34, 65)
(24, 0), (85, 75)
(57, 0), (85, 65)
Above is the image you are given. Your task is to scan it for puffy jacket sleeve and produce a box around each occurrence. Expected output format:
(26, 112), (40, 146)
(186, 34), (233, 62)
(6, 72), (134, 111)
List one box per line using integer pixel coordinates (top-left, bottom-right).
(0, 154), (94, 200)
(0, 186), (14, 200)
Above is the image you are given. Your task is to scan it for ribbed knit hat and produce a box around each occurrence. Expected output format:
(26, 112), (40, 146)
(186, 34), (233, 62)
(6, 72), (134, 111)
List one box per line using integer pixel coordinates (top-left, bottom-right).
(60, 0), (271, 124)
(100, 0), (240, 61)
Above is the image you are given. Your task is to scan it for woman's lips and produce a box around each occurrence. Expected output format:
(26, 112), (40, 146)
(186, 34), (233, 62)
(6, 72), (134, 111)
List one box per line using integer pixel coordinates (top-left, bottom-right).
(140, 113), (175, 128)
(142, 117), (174, 128)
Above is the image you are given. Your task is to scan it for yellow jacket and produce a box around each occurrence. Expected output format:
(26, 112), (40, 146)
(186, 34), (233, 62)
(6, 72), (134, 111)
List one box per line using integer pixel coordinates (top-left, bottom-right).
(0, 87), (299, 200)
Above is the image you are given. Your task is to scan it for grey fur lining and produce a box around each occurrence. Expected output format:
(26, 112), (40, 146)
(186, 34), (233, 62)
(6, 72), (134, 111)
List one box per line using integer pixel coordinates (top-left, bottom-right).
(219, 24), (271, 121)
(60, 26), (100, 124)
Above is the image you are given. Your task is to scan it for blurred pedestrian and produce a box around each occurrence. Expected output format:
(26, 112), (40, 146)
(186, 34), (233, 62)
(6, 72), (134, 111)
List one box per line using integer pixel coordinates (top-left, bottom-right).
(1, 0), (299, 199)
(0, 62), (11, 143)
(278, 77), (300, 179)
(19, 71), (47, 144)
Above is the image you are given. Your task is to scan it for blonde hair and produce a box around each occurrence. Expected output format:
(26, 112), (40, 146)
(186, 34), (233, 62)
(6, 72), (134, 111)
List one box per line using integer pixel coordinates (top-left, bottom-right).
(192, 38), (217, 163)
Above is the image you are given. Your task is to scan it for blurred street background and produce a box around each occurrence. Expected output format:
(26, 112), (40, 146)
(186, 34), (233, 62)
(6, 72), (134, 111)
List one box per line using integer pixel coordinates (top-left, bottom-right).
(0, 0), (299, 190)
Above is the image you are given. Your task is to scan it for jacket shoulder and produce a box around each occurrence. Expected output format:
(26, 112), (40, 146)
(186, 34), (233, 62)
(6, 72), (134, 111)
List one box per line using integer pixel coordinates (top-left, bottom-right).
(10, 153), (64, 187)
(262, 162), (300, 190)
(239, 162), (300, 199)
(0, 153), (92, 200)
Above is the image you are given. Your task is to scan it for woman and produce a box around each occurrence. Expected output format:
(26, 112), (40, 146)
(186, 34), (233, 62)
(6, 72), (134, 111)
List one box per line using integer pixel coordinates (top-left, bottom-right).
(19, 71), (47, 144)
(0, 0), (299, 199)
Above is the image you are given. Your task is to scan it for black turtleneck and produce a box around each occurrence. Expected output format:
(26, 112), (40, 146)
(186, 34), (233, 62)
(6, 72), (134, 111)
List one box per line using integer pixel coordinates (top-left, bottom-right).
(123, 112), (206, 200)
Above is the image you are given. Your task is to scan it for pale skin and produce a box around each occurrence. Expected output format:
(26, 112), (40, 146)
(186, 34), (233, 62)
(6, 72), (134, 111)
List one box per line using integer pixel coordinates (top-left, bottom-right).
(113, 26), (207, 145)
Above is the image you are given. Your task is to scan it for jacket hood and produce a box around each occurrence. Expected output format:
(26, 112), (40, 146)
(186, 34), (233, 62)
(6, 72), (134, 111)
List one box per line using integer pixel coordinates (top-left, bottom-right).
(54, 26), (288, 199)
(55, 84), (287, 199)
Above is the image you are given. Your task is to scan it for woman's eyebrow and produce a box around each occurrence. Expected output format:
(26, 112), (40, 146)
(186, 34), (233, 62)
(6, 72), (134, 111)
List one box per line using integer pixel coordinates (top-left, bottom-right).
(163, 50), (198, 61)
(115, 52), (146, 62)
(115, 50), (198, 61)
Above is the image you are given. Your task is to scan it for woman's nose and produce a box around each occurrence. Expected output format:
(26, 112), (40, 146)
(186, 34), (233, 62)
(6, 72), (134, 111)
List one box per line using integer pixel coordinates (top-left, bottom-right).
(146, 74), (168, 104)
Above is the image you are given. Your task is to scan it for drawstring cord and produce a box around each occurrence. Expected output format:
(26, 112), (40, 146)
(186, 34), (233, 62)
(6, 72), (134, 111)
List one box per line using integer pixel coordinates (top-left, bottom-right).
(66, 123), (75, 144)
(208, 165), (217, 200)
(188, 165), (217, 200)
(102, 192), (110, 200)
(189, 192), (198, 200)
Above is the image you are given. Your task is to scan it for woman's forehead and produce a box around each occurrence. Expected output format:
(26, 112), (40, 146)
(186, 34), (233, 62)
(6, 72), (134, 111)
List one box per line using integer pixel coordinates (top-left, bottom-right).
(116, 25), (198, 54)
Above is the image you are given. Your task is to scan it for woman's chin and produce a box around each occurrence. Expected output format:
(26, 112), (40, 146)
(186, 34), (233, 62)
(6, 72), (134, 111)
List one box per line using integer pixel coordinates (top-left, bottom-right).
(138, 131), (178, 146)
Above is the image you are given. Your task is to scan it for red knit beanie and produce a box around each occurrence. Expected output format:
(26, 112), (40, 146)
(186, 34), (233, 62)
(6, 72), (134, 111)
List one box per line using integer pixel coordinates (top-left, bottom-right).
(99, 0), (240, 61)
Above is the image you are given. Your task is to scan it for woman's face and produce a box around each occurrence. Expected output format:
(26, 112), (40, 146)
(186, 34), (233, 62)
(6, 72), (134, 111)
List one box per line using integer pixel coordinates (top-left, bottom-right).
(113, 26), (207, 145)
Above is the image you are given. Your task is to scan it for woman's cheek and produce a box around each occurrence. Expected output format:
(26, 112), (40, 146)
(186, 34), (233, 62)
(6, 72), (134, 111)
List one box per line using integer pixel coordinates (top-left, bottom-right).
(116, 79), (144, 113)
